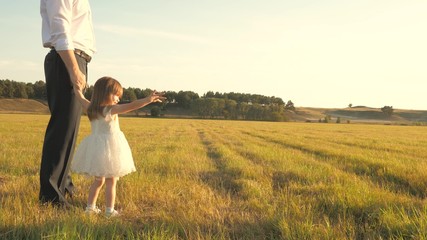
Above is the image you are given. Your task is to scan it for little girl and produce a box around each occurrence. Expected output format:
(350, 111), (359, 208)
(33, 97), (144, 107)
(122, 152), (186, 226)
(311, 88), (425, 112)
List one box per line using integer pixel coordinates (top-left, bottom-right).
(71, 76), (164, 217)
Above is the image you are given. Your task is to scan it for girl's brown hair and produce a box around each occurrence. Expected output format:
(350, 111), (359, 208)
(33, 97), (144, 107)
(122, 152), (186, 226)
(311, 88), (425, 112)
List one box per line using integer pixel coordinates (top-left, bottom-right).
(87, 76), (123, 121)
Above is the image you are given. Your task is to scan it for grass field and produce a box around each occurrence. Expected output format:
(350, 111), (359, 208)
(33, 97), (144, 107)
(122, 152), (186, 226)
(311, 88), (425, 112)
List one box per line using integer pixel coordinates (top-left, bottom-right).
(1, 114), (427, 239)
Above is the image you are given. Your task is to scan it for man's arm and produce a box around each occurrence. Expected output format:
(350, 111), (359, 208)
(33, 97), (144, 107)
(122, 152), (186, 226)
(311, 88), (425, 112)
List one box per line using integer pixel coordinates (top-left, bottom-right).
(44, 0), (86, 90)
(57, 50), (86, 90)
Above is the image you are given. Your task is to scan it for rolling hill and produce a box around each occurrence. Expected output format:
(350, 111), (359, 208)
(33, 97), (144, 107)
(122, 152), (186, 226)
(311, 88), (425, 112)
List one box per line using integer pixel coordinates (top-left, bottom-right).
(295, 106), (427, 123)
(0, 99), (49, 114)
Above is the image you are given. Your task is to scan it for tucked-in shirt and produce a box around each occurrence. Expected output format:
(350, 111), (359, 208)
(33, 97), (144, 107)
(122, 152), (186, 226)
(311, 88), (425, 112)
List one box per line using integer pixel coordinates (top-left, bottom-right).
(40, 0), (96, 56)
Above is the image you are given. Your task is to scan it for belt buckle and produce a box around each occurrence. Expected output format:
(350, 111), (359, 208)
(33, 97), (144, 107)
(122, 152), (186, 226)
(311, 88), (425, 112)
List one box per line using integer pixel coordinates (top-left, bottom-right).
(75, 49), (91, 63)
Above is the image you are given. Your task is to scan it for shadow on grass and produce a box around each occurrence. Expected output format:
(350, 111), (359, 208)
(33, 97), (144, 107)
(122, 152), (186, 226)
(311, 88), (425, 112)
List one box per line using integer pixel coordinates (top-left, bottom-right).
(272, 171), (309, 192)
(0, 213), (283, 240)
(197, 130), (243, 196)
(123, 215), (283, 239)
(0, 219), (134, 240)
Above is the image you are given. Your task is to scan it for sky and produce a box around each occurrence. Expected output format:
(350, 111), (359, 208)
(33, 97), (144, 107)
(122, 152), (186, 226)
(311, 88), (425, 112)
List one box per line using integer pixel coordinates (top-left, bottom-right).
(0, 0), (426, 110)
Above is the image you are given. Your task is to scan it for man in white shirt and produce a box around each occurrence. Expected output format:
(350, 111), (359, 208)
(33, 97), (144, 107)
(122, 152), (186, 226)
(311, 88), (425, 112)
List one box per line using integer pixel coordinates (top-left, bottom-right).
(39, 0), (96, 206)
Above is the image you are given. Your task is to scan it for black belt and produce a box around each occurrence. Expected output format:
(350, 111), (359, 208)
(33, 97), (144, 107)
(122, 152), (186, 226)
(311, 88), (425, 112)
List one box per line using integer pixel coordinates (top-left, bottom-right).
(50, 48), (92, 63)
(74, 49), (92, 63)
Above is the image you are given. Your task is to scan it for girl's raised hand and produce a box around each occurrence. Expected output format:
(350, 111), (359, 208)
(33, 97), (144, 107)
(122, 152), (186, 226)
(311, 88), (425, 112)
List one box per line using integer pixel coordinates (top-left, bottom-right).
(150, 90), (166, 103)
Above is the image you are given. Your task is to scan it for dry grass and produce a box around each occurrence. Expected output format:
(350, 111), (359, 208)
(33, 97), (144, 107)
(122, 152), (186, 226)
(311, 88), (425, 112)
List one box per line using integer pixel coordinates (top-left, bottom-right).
(1, 114), (427, 239)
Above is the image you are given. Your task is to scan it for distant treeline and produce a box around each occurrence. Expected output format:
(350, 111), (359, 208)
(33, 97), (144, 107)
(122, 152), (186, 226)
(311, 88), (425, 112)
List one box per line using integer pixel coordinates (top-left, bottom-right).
(0, 79), (295, 121)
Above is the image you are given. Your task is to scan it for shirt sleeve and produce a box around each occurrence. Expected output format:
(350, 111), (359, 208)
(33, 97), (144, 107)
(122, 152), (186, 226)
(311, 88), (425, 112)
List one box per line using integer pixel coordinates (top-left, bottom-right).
(45, 0), (75, 51)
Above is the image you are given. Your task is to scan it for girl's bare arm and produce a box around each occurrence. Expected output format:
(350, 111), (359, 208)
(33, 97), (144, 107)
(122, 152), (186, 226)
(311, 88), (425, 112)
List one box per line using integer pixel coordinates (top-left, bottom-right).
(111, 91), (165, 115)
(74, 88), (90, 111)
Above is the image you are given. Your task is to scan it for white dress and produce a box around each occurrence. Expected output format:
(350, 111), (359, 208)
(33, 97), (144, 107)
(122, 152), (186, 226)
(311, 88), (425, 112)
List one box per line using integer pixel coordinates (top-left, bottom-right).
(72, 107), (136, 178)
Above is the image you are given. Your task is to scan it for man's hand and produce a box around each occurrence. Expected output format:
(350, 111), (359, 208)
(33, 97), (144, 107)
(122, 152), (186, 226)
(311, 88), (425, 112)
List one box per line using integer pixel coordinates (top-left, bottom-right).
(57, 50), (86, 89)
(70, 70), (86, 90)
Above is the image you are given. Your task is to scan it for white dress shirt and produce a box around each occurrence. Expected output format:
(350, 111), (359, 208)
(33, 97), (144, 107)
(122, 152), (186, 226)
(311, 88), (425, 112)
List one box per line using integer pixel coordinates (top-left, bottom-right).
(41, 0), (96, 56)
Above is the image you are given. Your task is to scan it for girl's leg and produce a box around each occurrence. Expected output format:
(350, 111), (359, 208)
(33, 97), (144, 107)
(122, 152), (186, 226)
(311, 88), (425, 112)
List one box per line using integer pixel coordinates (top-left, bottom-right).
(105, 177), (117, 213)
(87, 176), (105, 208)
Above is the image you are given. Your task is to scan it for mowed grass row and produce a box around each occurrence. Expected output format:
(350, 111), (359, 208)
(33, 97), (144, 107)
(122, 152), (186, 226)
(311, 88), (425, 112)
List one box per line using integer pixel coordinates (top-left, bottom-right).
(239, 123), (427, 198)
(1, 114), (427, 239)
(208, 121), (427, 238)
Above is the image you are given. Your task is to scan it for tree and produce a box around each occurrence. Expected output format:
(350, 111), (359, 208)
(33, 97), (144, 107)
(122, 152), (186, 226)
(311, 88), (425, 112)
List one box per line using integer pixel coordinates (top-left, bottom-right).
(285, 100), (295, 111)
(164, 91), (177, 103)
(3, 80), (15, 98)
(271, 112), (285, 121)
(213, 99), (225, 118)
(322, 115), (332, 123)
(191, 98), (209, 118)
(137, 88), (152, 99)
(237, 102), (250, 119)
(204, 91), (215, 98)
(14, 82), (28, 98)
(176, 91), (199, 109)
(348, 103), (352, 108)
(247, 104), (264, 120)
(224, 99), (237, 119)
(214, 91), (223, 99)
(122, 88), (137, 102)
(0, 79), (294, 122)
(268, 104), (286, 122)
(132, 88), (143, 99)
(0, 80), (5, 97)
(26, 83), (35, 99)
(271, 97), (285, 106)
(33, 80), (47, 100)
(151, 106), (161, 117)
(381, 106), (394, 117)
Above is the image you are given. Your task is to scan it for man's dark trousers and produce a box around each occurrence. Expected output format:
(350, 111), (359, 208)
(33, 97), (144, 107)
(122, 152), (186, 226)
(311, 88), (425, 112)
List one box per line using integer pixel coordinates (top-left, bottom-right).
(39, 50), (87, 205)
